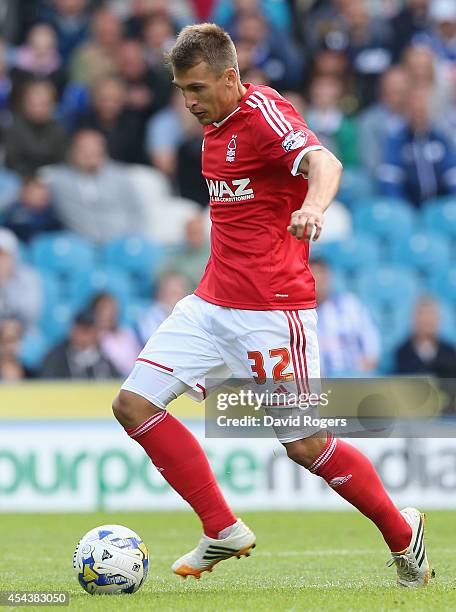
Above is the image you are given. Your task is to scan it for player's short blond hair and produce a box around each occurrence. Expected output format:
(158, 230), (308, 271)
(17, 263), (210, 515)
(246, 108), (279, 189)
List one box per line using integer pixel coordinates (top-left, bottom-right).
(167, 23), (239, 77)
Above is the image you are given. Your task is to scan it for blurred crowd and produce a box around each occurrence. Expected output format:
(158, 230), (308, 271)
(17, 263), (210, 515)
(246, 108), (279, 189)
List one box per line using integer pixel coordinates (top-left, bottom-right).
(0, 0), (456, 391)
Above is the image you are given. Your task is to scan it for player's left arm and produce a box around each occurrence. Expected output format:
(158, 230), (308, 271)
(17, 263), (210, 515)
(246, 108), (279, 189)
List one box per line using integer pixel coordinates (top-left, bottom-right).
(288, 148), (343, 241)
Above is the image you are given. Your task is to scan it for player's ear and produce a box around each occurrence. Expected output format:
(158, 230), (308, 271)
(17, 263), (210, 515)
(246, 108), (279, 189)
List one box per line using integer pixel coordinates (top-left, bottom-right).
(225, 67), (237, 87)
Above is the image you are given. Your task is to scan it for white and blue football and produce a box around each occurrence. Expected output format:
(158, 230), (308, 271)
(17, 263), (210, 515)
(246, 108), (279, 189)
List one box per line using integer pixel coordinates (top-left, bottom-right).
(73, 524), (149, 595)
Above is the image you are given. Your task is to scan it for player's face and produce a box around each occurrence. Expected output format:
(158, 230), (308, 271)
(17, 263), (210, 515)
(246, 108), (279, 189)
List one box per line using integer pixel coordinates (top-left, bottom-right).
(173, 62), (237, 125)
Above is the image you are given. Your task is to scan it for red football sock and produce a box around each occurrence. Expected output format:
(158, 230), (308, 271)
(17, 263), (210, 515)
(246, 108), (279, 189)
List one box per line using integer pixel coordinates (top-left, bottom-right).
(309, 433), (412, 552)
(126, 411), (236, 538)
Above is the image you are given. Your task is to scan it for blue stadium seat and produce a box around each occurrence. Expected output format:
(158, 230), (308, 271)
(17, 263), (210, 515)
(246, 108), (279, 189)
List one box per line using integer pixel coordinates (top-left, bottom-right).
(421, 198), (456, 240)
(378, 349), (395, 374)
(353, 198), (416, 251)
(355, 266), (421, 312)
(428, 268), (456, 303)
(336, 167), (375, 207)
(308, 241), (331, 262)
(439, 301), (456, 344)
(390, 232), (451, 278)
(122, 299), (152, 329)
(321, 235), (381, 276)
(30, 232), (96, 276)
(40, 272), (62, 311)
(367, 298), (412, 353)
(39, 301), (76, 343)
(101, 236), (165, 298)
(67, 267), (133, 312)
(19, 328), (50, 371)
(17, 241), (30, 264)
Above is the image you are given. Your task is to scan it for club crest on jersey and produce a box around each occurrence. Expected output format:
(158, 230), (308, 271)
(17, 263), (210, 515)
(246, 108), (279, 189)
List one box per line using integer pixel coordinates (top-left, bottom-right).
(281, 129), (308, 152)
(226, 134), (237, 162)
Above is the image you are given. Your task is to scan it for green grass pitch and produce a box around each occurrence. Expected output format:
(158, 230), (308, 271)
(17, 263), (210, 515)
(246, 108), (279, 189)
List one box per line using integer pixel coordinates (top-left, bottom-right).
(1, 510), (454, 611)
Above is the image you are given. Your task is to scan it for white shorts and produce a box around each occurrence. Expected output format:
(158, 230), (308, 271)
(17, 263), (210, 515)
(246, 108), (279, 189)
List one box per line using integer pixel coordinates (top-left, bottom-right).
(122, 294), (321, 443)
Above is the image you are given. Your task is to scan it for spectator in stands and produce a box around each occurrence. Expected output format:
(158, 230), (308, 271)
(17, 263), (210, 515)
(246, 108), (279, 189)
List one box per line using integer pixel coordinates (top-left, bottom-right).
(122, 0), (191, 39)
(294, 0), (345, 53)
(0, 167), (21, 213)
(176, 106), (206, 205)
(298, 0), (391, 107)
(141, 11), (176, 68)
(0, 0), (21, 43)
(11, 24), (66, 99)
(4, 79), (67, 176)
(401, 44), (435, 89)
(146, 85), (206, 200)
(40, 308), (119, 379)
(236, 37), (258, 79)
(212, 0), (292, 35)
(117, 39), (170, 121)
(0, 228), (42, 330)
(160, 213), (210, 289)
(311, 258), (380, 376)
(135, 271), (190, 344)
(394, 296), (456, 377)
(0, 316), (29, 380)
(2, 175), (62, 243)
(146, 88), (187, 178)
(38, 0), (91, 65)
(41, 129), (146, 243)
(308, 43), (351, 84)
(413, 0), (456, 63)
(358, 66), (409, 176)
(90, 292), (141, 376)
(378, 87), (456, 206)
(401, 45), (449, 112)
(232, 11), (302, 90)
(306, 75), (359, 167)
(75, 76), (147, 164)
(69, 8), (123, 88)
(340, 0), (394, 108)
(390, 0), (430, 61)
(437, 65), (456, 149)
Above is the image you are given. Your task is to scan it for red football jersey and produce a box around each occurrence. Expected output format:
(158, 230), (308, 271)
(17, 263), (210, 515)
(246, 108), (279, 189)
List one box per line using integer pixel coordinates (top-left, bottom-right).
(194, 83), (323, 311)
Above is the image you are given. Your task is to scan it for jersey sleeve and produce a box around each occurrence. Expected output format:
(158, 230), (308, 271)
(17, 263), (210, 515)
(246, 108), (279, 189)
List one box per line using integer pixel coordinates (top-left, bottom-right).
(247, 92), (323, 176)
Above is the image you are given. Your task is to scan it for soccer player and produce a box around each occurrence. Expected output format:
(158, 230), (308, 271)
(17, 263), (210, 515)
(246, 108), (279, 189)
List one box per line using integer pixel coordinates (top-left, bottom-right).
(112, 24), (430, 587)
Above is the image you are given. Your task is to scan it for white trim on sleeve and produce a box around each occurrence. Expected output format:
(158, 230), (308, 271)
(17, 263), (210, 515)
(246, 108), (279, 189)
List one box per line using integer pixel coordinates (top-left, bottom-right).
(291, 145), (324, 177)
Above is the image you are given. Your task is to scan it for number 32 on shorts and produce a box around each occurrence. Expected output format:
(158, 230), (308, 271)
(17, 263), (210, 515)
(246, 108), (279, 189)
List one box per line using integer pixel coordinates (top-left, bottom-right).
(247, 348), (294, 384)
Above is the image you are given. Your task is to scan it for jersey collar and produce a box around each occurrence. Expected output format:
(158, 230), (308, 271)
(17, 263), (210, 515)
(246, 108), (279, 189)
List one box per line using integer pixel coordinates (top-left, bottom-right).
(212, 83), (255, 128)
(212, 106), (241, 128)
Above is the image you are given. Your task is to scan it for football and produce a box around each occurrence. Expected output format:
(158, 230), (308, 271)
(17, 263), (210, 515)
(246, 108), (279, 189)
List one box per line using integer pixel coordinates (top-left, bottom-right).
(73, 524), (149, 595)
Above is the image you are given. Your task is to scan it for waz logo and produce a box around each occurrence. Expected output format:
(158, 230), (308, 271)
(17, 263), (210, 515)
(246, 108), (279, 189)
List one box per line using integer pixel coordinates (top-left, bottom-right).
(206, 178), (254, 202)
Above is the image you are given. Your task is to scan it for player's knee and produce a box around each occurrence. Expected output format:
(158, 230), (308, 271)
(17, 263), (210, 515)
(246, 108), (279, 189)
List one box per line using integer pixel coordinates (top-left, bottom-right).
(112, 391), (133, 426)
(112, 390), (161, 429)
(284, 434), (327, 469)
(285, 441), (311, 467)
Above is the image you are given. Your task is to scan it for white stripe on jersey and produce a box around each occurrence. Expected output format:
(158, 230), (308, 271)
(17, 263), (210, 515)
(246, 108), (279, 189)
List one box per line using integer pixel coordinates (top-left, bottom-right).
(249, 93), (287, 135)
(252, 91), (290, 134)
(271, 99), (292, 132)
(246, 96), (285, 137)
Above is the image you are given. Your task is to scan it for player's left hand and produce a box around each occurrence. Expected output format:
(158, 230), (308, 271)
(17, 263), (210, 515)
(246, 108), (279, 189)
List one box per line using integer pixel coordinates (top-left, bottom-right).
(288, 205), (324, 241)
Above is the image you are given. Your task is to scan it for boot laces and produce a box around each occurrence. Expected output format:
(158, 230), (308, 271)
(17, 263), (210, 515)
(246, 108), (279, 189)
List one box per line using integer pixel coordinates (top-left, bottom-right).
(386, 553), (419, 581)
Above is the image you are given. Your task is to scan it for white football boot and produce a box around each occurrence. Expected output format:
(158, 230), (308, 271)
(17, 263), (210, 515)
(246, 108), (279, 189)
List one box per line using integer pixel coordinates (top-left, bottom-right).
(387, 507), (431, 587)
(172, 519), (256, 579)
